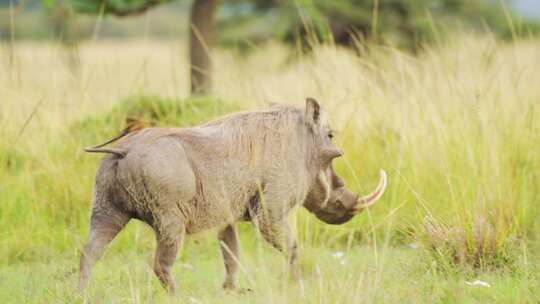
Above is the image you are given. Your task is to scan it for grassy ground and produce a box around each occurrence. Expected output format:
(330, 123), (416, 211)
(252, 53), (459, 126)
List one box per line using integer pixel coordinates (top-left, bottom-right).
(1, 36), (539, 302)
(2, 240), (538, 303)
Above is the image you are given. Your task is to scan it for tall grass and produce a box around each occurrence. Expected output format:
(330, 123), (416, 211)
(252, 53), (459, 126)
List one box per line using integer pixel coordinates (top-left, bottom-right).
(1, 36), (539, 301)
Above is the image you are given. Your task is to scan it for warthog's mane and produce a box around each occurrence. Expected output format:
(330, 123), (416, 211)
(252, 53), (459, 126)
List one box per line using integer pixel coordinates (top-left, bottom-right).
(203, 105), (303, 136)
(196, 105), (309, 160)
(202, 105), (301, 128)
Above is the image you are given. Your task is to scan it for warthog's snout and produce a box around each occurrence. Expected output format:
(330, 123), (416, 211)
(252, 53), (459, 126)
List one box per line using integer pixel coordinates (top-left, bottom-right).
(305, 170), (387, 225)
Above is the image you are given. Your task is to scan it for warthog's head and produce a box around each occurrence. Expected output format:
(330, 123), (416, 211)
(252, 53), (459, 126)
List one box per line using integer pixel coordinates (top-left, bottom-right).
(302, 98), (387, 224)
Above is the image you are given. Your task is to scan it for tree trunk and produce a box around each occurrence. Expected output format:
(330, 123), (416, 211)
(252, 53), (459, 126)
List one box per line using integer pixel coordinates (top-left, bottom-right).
(189, 0), (218, 95)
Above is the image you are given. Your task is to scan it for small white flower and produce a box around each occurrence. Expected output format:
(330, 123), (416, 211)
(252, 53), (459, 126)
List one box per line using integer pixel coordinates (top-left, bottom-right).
(465, 280), (491, 288)
(180, 263), (194, 270)
(408, 242), (420, 249)
(332, 251), (345, 259)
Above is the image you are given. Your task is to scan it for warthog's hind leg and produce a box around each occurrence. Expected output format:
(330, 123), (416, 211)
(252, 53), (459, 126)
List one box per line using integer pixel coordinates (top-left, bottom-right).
(153, 221), (185, 294)
(79, 208), (130, 291)
(218, 224), (241, 290)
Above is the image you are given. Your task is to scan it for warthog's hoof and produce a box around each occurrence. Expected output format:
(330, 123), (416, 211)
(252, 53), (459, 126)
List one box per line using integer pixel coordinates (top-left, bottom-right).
(233, 288), (254, 294)
(229, 288), (253, 294)
(223, 283), (253, 294)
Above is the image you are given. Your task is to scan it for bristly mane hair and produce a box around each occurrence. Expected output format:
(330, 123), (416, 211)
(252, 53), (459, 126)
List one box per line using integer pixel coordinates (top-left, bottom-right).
(204, 105), (303, 142)
(194, 105), (315, 168)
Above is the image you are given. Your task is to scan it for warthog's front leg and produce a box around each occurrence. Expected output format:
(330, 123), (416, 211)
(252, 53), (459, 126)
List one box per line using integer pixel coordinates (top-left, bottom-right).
(218, 224), (241, 290)
(283, 223), (300, 282)
(254, 213), (300, 282)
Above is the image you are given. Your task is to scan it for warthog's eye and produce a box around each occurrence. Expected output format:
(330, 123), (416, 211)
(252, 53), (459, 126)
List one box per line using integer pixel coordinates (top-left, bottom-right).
(328, 130), (334, 139)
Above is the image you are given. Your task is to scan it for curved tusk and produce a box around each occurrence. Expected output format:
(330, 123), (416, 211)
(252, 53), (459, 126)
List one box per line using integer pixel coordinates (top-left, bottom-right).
(354, 170), (387, 211)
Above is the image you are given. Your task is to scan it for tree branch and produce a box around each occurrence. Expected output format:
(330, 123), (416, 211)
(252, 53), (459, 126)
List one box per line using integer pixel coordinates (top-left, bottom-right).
(103, 0), (170, 17)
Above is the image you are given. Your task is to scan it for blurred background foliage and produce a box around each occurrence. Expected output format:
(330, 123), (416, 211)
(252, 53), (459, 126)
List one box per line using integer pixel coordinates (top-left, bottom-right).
(219, 0), (540, 50)
(1, 0), (539, 47)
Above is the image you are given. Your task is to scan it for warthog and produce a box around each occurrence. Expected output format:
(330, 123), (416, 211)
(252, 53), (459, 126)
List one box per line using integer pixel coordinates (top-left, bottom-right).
(80, 98), (386, 293)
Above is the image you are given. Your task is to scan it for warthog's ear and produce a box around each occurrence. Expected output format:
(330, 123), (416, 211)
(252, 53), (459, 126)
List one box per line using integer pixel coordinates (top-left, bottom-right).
(305, 97), (322, 130)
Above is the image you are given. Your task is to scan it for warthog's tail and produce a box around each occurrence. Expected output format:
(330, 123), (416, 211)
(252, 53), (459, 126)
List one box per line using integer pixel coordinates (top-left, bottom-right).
(84, 118), (144, 158)
(84, 147), (127, 158)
